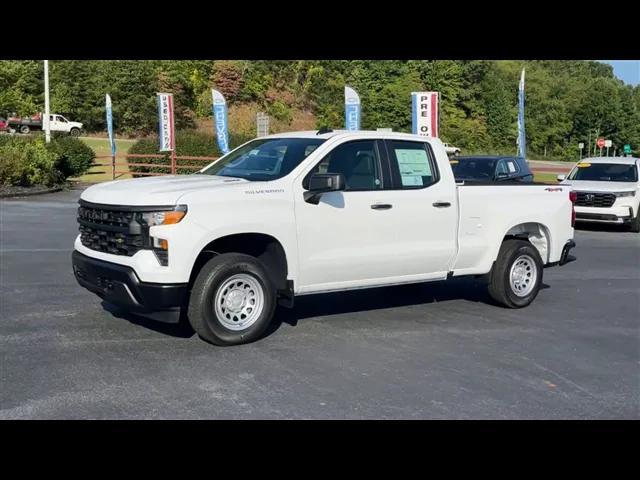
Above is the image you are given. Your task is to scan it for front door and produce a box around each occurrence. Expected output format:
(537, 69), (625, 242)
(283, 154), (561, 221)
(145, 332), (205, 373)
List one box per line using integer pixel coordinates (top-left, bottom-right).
(294, 139), (404, 292)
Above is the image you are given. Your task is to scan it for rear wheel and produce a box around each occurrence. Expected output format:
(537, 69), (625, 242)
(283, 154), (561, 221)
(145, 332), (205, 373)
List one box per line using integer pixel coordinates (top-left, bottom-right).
(488, 239), (543, 308)
(19, 125), (30, 134)
(187, 253), (276, 346)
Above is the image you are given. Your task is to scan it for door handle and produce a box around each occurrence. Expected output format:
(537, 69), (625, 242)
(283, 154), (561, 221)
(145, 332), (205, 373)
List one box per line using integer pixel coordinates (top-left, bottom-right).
(432, 201), (451, 208)
(371, 203), (393, 210)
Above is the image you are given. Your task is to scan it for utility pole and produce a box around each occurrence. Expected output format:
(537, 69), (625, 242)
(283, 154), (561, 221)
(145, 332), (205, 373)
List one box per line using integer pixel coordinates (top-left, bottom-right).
(44, 60), (51, 143)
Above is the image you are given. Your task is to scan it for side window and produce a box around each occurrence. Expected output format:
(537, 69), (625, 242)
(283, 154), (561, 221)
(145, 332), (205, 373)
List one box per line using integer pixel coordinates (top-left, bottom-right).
(388, 140), (438, 189)
(57, 116), (67, 123)
(304, 140), (383, 191)
(496, 160), (509, 176)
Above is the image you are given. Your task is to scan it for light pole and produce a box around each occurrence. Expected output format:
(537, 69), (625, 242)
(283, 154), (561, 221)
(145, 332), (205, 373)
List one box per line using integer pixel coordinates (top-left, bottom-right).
(44, 60), (51, 143)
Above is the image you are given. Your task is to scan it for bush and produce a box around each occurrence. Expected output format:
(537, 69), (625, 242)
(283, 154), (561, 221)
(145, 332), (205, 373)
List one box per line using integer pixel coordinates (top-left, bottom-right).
(0, 136), (60, 186)
(48, 136), (95, 178)
(0, 135), (94, 186)
(128, 130), (253, 176)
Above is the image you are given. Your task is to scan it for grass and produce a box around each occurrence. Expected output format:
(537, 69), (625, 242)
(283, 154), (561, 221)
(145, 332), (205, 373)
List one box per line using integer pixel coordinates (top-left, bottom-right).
(73, 136), (136, 183)
(533, 172), (562, 184)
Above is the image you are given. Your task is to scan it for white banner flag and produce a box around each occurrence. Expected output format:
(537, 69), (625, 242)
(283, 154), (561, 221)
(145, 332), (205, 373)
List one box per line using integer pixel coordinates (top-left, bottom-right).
(411, 92), (439, 138)
(157, 93), (175, 152)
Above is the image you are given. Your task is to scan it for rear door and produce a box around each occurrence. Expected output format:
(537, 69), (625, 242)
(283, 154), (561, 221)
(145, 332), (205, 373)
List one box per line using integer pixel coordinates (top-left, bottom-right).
(380, 139), (458, 277)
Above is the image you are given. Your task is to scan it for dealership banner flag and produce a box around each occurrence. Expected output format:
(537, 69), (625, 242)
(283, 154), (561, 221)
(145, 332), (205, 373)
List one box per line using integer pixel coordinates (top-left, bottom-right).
(344, 86), (361, 131)
(517, 68), (526, 158)
(212, 89), (230, 155)
(411, 92), (439, 137)
(105, 94), (115, 156)
(157, 93), (175, 152)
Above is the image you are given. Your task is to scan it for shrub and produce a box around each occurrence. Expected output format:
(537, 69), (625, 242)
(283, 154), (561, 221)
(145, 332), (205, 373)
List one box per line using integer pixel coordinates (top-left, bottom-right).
(47, 136), (95, 178)
(128, 130), (253, 176)
(0, 136), (61, 186)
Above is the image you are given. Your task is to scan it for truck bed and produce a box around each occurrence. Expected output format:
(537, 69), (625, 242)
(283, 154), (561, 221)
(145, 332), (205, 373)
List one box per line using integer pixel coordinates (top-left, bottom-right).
(452, 182), (573, 276)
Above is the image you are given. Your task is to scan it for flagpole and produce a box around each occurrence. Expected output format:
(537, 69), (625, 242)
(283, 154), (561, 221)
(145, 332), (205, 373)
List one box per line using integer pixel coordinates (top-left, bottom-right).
(44, 60), (51, 143)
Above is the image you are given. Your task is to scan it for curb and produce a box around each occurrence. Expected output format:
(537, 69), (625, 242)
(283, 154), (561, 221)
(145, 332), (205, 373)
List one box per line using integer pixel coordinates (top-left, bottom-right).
(0, 185), (66, 199)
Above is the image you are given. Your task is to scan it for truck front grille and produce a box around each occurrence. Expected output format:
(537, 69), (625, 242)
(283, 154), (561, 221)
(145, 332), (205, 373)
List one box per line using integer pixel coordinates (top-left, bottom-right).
(575, 192), (616, 208)
(77, 203), (144, 256)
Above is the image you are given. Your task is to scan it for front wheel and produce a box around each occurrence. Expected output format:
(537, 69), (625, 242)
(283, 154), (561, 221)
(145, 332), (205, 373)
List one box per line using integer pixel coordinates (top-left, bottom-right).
(488, 239), (543, 308)
(187, 253), (276, 346)
(70, 127), (80, 137)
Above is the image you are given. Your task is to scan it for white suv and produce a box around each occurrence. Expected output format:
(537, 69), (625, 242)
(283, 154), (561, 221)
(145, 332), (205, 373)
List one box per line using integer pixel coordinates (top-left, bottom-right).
(559, 157), (640, 232)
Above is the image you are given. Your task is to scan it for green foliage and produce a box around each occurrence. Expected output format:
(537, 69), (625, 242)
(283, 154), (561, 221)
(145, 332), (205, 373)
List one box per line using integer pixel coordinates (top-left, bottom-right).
(128, 130), (253, 176)
(0, 136), (60, 186)
(47, 136), (95, 178)
(0, 135), (95, 186)
(2, 60), (639, 160)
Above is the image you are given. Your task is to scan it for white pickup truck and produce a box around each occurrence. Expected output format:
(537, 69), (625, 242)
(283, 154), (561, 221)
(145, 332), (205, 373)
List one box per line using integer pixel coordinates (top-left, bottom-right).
(72, 130), (576, 345)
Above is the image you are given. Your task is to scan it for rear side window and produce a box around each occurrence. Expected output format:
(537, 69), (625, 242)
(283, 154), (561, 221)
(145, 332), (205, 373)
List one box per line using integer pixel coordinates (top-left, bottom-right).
(387, 140), (439, 188)
(497, 159), (520, 176)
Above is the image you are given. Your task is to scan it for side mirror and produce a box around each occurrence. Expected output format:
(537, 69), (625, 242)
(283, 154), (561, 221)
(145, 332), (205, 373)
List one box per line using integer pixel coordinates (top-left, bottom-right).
(556, 174), (566, 182)
(304, 173), (345, 204)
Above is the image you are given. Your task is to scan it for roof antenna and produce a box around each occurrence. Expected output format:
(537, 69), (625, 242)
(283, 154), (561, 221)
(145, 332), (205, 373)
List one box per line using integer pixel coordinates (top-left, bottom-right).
(317, 126), (333, 135)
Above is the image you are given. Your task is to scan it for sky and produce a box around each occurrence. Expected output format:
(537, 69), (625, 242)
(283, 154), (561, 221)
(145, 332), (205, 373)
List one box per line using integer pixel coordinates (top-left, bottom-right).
(600, 60), (640, 86)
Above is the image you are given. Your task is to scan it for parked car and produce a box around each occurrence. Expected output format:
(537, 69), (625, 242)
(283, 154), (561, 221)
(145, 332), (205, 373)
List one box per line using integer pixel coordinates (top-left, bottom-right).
(442, 143), (461, 156)
(0, 116), (8, 132)
(7, 112), (83, 136)
(72, 130), (576, 346)
(558, 157), (639, 232)
(450, 156), (534, 183)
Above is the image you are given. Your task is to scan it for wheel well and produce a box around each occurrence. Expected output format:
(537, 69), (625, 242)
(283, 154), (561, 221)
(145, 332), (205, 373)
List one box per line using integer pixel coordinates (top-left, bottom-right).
(189, 233), (289, 292)
(503, 222), (550, 263)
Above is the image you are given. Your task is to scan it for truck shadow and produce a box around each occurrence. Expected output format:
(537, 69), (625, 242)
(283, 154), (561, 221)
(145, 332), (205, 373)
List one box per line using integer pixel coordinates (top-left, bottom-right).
(101, 301), (196, 338)
(265, 278), (550, 337)
(102, 278), (551, 341)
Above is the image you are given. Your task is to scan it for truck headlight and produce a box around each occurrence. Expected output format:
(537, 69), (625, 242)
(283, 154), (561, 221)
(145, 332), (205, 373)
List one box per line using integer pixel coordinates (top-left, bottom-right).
(615, 191), (635, 198)
(140, 205), (187, 226)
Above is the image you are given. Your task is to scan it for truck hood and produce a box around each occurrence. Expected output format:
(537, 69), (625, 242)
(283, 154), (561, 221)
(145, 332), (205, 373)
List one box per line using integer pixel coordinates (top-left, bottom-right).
(561, 180), (638, 193)
(81, 174), (249, 206)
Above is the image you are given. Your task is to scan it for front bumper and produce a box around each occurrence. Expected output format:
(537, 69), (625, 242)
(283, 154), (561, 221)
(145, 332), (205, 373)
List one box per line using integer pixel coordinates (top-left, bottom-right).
(72, 250), (187, 311)
(575, 205), (635, 224)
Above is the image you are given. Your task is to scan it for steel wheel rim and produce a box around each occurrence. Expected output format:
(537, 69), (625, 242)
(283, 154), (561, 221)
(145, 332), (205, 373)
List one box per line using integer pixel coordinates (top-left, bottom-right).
(509, 254), (537, 297)
(214, 274), (264, 331)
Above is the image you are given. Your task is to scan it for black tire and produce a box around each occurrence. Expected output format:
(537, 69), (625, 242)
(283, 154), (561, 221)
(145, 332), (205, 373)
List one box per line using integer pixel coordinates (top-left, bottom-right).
(187, 253), (276, 346)
(629, 211), (640, 233)
(19, 125), (30, 134)
(70, 127), (80, 137)
(487, 239), (544, 308)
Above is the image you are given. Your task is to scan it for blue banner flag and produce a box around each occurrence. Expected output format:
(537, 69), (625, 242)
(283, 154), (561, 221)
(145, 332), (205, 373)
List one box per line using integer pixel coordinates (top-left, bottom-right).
(212, 89), (230, 155)
(105, 94), (115, 156)
(517, 68), (526, 158)
(344, 86), (361, 130)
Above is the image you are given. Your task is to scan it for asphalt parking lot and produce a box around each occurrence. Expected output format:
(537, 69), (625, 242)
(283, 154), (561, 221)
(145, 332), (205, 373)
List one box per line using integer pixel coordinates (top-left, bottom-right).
(1, 187), (638, 419)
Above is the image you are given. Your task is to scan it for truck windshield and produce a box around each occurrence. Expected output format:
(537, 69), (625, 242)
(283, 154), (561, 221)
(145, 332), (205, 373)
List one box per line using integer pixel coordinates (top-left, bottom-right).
(568, 163), (638, 182)
(201, 138), (326, 181)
